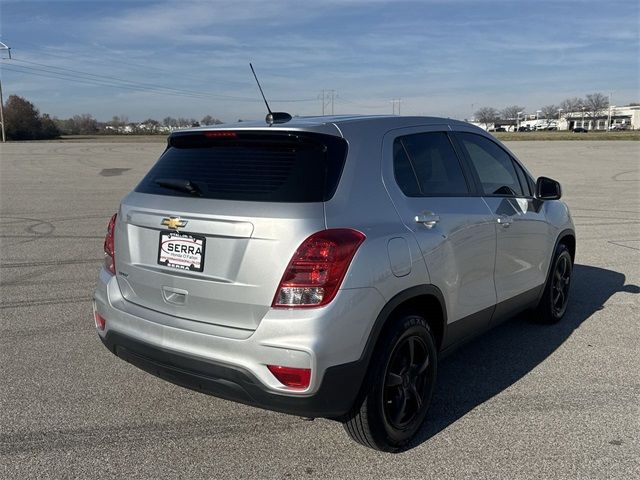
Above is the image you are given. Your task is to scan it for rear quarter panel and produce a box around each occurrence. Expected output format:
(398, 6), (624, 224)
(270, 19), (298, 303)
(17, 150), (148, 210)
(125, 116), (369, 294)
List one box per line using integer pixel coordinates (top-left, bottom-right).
(324, 121), (431, 301)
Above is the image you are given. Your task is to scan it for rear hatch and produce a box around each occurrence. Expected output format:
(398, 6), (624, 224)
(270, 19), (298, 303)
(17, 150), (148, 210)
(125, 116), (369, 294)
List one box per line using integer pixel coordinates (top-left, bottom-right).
(114, 129), (347, 332)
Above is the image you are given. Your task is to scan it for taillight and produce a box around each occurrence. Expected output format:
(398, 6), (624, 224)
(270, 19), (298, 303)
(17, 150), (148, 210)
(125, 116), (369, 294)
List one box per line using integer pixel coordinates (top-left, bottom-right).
(267, 365), (311, 389)
(104, 213), (117, 274)
(272, 229), (365, 308)
(94, 311), (106, 331)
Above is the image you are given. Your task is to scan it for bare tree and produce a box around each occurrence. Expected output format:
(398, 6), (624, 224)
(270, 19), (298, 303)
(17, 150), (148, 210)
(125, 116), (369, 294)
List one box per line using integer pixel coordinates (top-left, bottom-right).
(201, 115), (223, 126)
(176, 117), (195, 128)
(140, 118), (161, 134)
(474, 107), (499, 129)
(583, 93), (609, 124)
(71, 114), (99, 134)
(120, 115), (130, 126)
(540, 104), (559, 121)
(163, 116), (178, 128)
(558, 97), (583, 120)
(500, 105), (525, 120)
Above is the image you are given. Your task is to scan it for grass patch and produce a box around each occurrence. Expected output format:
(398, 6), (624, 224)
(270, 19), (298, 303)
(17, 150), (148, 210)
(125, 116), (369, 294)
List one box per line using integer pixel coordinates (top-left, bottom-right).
(493, 130), (640, 141)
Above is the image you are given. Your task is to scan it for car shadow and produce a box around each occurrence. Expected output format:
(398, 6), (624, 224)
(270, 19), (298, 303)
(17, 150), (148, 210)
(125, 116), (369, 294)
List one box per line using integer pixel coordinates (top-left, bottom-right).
(407, 264), (639, 450)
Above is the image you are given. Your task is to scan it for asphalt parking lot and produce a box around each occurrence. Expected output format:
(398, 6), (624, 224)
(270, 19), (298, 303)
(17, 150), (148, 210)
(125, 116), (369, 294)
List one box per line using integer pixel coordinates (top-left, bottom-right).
(1, 139), (638, 479)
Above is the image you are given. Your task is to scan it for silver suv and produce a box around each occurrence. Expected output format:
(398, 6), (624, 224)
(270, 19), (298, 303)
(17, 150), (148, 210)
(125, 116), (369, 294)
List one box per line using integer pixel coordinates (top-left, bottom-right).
(94, 116), (575, 451)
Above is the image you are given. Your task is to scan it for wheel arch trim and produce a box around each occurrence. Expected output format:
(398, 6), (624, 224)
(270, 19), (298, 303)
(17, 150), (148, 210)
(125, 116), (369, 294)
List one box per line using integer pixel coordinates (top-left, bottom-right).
(536, 228), (576, 305)
(361, 284), (448, 362)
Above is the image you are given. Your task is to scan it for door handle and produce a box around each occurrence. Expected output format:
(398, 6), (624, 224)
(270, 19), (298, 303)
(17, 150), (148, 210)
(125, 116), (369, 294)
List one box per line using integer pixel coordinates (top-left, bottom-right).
(415, 213), (440, 229)
(497, 216), (512, 227)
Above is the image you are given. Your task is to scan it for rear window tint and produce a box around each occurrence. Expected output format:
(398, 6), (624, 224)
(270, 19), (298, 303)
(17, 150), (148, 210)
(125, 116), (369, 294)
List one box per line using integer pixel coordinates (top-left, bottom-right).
(393, 139), (421, 196)
(393, 132), (469, 196)
(136, 131), (347, 202)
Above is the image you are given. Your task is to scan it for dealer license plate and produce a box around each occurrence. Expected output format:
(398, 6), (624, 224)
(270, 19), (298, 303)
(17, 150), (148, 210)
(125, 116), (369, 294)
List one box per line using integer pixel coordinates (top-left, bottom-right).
(158, 231), (206, 272)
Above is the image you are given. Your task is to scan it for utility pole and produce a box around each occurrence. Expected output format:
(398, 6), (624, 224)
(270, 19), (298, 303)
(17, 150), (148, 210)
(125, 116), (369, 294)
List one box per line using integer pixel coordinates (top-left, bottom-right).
(0, 41), (11, 143)
(607, 92), (613, 130)
(391, 99), (402, 115)
(557, 108), (563, 129)
(318, 89), (336, 115)
(0, 77), (5, 143)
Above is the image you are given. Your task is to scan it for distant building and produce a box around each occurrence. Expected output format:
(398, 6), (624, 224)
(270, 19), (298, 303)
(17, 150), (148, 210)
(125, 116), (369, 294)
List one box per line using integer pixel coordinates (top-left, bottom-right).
(558, 105), (639, 131)
(105, 123), (172, 134)
(471, 105), (639, 131)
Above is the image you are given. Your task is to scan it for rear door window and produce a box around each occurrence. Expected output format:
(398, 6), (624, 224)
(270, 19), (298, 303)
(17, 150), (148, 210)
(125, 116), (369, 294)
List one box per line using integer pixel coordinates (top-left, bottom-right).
(393, 132), (470, 196)
(136, 131), (348, 202)
(393, 139), (421, 196)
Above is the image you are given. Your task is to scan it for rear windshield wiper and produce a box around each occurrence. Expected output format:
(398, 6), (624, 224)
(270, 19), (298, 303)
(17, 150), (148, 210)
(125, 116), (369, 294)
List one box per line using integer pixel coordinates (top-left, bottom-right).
(154, 178), (202, 196)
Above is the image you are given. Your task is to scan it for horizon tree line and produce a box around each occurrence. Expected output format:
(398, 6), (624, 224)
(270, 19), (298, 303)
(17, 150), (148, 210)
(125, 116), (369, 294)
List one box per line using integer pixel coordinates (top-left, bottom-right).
(1, 94), (224, 140)
(2, 93), (636, 141)
(473, 93), (617, 129)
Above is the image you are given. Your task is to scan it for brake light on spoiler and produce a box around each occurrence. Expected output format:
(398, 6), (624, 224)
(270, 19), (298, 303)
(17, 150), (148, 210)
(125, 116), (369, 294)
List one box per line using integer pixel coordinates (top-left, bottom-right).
(203, 131), (237, 138)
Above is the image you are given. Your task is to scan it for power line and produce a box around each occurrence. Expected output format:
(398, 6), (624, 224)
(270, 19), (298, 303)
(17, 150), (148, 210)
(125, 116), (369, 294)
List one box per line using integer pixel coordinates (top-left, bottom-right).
(1, 65), (226, 101)
(2, 62), (318, 104)
(11, 38), (252, 90)
(1, 49), (317, 106)
(5, 58), (317, 103)
(10, 58), (256, 101)
(15, 39), (321, 91)
(336, 96), (385, 110)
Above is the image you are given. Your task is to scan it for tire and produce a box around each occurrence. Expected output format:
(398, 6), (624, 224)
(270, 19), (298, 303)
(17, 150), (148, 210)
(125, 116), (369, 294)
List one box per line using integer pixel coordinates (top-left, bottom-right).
(535, 243), (573, 324)
(342, 314), (437, 452)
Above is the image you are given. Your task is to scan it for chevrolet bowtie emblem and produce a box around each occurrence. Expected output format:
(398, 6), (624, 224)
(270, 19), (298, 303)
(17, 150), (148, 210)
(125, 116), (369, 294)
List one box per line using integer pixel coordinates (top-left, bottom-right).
(161, 217), (188, 230)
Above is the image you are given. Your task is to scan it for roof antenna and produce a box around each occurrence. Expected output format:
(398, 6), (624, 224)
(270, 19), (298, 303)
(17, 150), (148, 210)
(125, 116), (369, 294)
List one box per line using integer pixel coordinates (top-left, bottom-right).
(249, 63), (292, 126)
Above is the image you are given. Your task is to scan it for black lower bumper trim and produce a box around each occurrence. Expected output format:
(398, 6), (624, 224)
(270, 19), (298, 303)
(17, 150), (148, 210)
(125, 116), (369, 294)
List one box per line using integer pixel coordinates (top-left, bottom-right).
(100, 331), (365, 419)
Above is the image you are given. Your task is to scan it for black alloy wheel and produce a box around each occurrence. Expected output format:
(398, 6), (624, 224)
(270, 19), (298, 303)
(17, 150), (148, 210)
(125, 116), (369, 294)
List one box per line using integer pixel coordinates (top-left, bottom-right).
(551, 253), (571, 317)
(535, 243), (573, 323)
(383, 335), (431, 429)
(343, 314), (437, 452)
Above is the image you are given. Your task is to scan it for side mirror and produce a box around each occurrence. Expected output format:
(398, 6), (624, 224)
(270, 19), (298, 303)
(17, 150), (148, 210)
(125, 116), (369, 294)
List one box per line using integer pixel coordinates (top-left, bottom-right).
(536, 176), (562, 200)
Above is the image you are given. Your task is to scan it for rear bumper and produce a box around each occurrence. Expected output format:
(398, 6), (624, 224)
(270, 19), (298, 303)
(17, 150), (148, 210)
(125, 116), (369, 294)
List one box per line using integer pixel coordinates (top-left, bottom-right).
(100, 330), (364, 419)
(94, 268), (386, 418)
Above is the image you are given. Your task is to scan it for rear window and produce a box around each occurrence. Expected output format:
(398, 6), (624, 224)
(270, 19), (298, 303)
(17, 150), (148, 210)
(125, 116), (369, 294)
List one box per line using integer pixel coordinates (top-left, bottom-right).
(136, 131), (348, 202)
(393, 132), (469, 196)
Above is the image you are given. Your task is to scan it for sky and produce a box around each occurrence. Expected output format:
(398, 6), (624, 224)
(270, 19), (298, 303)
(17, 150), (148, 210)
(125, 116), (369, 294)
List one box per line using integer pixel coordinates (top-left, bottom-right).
(0, 0), (638, 122)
